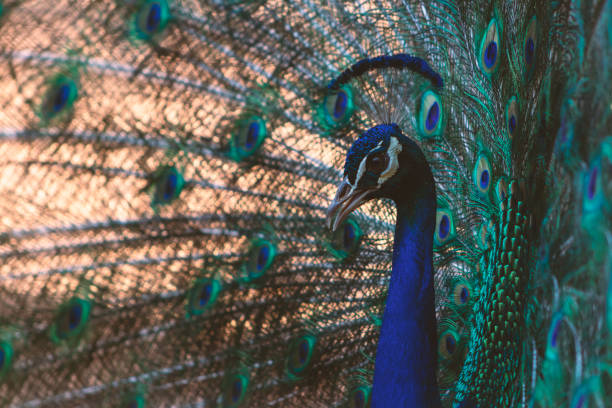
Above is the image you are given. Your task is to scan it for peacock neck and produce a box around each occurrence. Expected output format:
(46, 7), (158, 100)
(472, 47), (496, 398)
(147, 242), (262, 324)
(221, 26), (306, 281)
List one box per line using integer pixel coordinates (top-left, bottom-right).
(371, 187), (440, 407)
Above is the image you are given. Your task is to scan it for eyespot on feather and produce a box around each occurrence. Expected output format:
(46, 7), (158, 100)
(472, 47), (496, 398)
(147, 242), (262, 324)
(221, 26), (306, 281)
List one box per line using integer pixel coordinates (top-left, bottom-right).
(131, 0), (171, 40)
(473, 153), (492, 195)
(151, 166), (184, 206)
(418, 90), (443, 138)
(186, 277), (221, 318)
(505, 97), (518, 138)
(318, 85), (354, 129)
(0, 340), (13, 379)
(348, 385), (371, 408)
(222, 372), (249, 407)
(50, 297), (91, 343)
(495, 176), (508, 205)
(286, 334), (316, 378)
(329, 217), (362, 261)
(242, 239), (276, 281)
(434, 208), (455, 246)
(524, 16), (537, 75)
(39, 74), (78, 121)
(478, 18), (501, 75)
(229, 115), (268, 161)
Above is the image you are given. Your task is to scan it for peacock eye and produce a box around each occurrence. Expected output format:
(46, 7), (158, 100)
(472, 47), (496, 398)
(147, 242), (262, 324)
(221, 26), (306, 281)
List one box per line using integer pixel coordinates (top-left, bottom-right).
(438, 330), (460, 360)
(229, 115), (268, 161)
(222, 373), (249, 407)
(40, 74), (78, 120)
(524, 17), (537, 72)
(434, 208), (455, 246)
(418, 90), (443, 137)
(319, 85), (354, 129)
(452, 280), (471, 307)
(186, 277), (221, 318)
(121, 393), (146, 408)
(505, 96), (518, 138)
(232, 379), (242, 402)
(286, 334), (316, 378)
(495, 177), (508, 205)
(133, 0), (170, 40)
(51, 297), (91, 342)
(145, 3), (161, 33)
(122, 396), (145, 408)
(329, 217), (362, 260)
(473, 153), (492, 195)
(366, 152), (388, 174)
(243, 239), (276, 281)
(477, 221), (493, 249)
(349, 386), (371, 408)
(478, 18), (501, 75)
(0, 340), (13, 379)
(152, 166), (184, 205)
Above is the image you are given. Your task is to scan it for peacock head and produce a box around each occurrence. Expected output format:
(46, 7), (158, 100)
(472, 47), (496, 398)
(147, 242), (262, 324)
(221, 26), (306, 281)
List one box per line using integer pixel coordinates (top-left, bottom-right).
(327, 122), (433, 231)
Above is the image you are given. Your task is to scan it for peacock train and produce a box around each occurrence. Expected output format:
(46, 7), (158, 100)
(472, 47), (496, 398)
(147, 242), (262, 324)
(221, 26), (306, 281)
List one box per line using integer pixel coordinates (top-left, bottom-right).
(0, 0), (610, 407)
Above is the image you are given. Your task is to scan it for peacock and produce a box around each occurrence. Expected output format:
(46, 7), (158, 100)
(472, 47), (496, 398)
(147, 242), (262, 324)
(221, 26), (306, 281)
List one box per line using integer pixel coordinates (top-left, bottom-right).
(0, 0), (610, 406)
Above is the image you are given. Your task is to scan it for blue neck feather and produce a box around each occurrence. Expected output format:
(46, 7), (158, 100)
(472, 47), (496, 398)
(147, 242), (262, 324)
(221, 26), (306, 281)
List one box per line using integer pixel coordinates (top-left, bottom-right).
(371, 190), (440, 407)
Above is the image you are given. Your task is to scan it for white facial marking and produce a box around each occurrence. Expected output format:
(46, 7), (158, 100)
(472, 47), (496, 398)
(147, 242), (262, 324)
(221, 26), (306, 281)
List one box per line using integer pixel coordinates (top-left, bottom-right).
(344, 177), (357, 196)
(378, 136), (402, 184)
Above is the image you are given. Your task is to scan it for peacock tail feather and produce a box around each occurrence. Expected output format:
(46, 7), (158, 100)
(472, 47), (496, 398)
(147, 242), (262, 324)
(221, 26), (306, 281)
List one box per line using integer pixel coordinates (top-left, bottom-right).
(0, 0), (609, 407)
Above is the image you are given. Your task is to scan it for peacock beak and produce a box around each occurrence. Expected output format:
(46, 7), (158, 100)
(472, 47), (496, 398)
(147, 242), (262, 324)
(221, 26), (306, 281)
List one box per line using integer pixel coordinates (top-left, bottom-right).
(326, 180), (377, 232)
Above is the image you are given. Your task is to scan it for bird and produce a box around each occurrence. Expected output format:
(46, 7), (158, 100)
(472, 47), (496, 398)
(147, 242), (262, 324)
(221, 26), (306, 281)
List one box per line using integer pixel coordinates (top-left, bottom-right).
(0, 0), (610, 407)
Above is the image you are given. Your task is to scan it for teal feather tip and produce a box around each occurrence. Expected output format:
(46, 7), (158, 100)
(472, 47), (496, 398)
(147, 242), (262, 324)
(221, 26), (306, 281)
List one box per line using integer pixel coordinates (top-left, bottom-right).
(417, 90), (444, 138)
(222, 372), (249, 407)
(583, 158), (605, 213)
(121, 392), (146, 408)
(505, 97), (518, 139)
(130, 0), (171, 41)
(285, 334), (316, 379)
(328, 217), (362, 260)
(495, 177), (508, 206)
(228, 115), (268, 161)
(185, 277), (221, 318)
(451, 279), (472, 309)
(438, 329), (460, 361)
(49, 297), (91, 343)
(524, 16), (537, 75)
(478, 18), (501, 76)
(0, 340), (13, 380)
(38, 73), (78, 121)
(434, 208), (455, 246)
(316, 85), (354, 129)
(473, 153), (492, 196)
(151, 166), (184, 206)
(348, 385), (372, 408)
(581, 145), (610, 235)
(241, 238), (276, 282)
(437, 320), (466, 387)
(477, 221), (491, 248)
